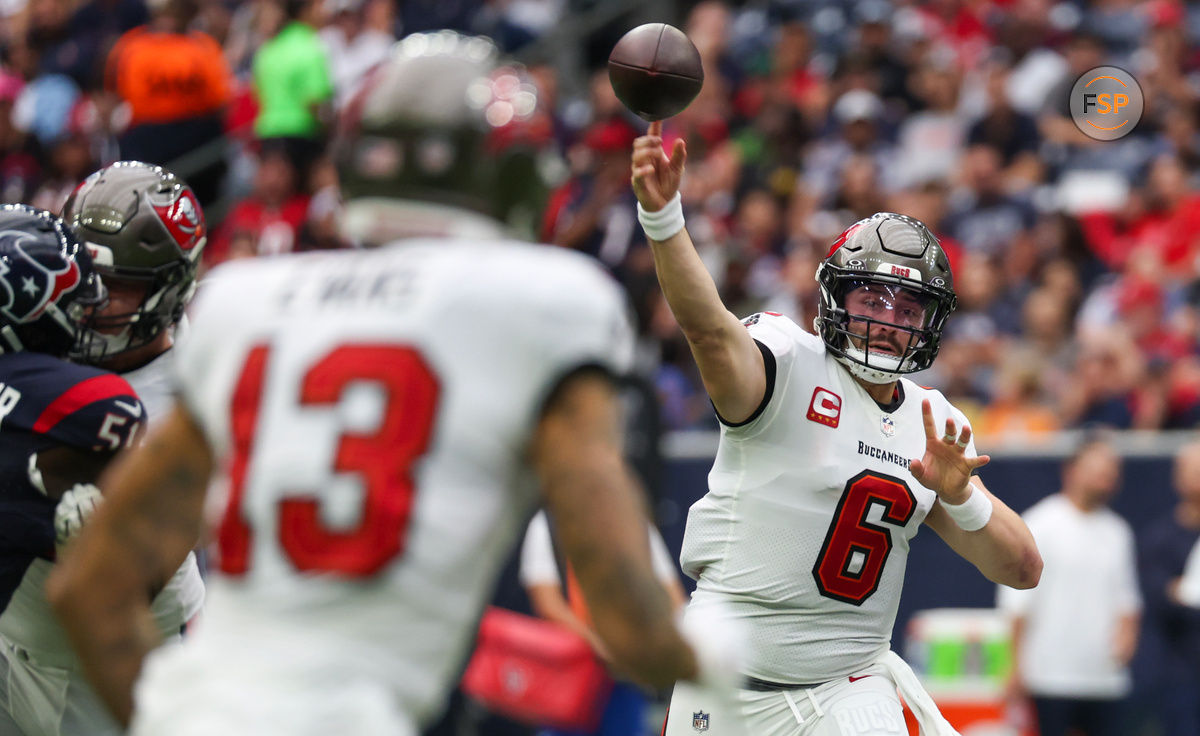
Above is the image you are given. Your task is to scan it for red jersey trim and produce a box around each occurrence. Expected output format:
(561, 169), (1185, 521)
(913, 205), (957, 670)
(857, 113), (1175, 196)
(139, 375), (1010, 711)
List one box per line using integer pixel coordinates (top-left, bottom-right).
(32, 374), (137, 434)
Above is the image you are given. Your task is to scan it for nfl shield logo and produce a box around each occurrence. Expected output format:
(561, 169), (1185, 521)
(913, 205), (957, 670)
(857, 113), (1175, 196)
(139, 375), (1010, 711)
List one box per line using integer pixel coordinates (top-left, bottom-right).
(880, 414), (896, 438)
(692, 711), (710, 732)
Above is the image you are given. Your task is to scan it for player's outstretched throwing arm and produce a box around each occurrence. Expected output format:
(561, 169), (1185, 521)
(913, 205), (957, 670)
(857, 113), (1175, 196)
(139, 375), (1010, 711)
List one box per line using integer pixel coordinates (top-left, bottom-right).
(47, 403), (213, 727)
(912, 399), (1042, 590)
(631, 122), (765, 424)
(532, 368), (744, 703)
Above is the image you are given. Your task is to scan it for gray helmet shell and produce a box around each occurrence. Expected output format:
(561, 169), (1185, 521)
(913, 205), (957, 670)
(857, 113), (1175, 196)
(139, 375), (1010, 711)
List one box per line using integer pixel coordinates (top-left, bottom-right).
(335, 31), (547, 244)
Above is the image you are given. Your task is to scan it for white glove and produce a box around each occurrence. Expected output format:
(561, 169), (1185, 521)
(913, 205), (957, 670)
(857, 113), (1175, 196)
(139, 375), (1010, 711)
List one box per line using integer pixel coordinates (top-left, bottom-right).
(54, 482), (103, 546)
(677, 602), (748, 694)
(675, 602), (750, 736)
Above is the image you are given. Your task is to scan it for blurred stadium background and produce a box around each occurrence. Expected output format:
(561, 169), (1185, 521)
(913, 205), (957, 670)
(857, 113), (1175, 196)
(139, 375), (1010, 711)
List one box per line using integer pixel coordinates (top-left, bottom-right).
(3, 0), (1198, 734)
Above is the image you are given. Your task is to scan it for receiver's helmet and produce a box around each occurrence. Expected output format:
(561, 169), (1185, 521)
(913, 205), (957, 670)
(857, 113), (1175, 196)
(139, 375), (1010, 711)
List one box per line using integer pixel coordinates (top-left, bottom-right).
(335, 31), (548, 245)
(0, 205), (106, 358)
(815, 212), (957, 384)
(62, 161), (206, 363)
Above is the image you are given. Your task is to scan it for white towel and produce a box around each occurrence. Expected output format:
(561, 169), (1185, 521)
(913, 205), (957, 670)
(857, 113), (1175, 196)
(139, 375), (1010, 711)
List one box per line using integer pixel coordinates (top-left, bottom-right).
(875, 651), (960, 736)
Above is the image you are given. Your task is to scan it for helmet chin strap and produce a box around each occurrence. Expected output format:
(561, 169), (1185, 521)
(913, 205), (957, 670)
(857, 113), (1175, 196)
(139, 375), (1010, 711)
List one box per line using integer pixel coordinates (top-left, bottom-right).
(0, 325), (23, 353)
(838, 344), (911, 385)
(77, 324), (134, 363)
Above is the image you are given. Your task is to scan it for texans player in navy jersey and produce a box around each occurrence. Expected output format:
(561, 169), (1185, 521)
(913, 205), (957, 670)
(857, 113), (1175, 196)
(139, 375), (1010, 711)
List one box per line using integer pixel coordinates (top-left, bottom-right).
(0, 204), (150, 736)
(0, 164), (212, 736)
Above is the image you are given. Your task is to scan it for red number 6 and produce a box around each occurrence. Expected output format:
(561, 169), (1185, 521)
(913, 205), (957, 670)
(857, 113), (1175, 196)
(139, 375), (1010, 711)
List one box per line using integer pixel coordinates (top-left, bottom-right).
(812, 471), (916, 605)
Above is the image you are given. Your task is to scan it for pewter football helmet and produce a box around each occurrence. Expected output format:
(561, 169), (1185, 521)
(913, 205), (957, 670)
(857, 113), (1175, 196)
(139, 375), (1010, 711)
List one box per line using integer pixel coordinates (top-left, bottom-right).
(815, 213), (957, 384)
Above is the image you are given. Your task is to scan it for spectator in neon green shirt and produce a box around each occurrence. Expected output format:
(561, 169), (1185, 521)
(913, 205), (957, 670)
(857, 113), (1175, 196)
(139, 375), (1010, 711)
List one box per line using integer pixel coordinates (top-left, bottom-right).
(252, 0), (333, 181)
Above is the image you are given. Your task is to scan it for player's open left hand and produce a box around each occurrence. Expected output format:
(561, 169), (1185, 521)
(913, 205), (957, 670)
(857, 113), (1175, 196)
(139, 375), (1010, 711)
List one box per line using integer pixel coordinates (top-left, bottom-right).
(631, 121), (686, 212)
(909, 399), (989, 505)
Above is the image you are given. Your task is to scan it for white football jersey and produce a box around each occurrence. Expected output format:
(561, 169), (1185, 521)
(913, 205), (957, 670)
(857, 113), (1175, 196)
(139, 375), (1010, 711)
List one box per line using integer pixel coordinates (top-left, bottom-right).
(152, 240), (633, 727)
(681, 312), (974, 684)
(122, 350), (205, 637)
(122, 349), (178, 421)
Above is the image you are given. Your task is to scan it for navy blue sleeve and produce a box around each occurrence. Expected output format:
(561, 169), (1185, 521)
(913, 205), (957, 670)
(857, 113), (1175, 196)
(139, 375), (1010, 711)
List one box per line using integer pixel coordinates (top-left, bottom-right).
(0, 354), (144, 452)
(0, 355), (145, 613)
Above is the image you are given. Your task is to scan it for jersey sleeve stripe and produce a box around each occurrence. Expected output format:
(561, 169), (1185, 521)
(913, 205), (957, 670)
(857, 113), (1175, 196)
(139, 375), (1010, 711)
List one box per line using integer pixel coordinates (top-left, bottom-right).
(714, 339), (777, 427)
(32, 373), (138, 433)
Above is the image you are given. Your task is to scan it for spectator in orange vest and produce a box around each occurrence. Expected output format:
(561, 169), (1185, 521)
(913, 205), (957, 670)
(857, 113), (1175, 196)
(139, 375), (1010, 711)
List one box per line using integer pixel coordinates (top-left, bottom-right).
(105, 0), (231, 206)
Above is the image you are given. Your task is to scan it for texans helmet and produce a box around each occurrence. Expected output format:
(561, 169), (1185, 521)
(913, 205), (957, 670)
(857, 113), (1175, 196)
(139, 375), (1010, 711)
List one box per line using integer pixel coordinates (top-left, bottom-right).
(0, 204), (107, 358)
(62, 161), (206, 363)
(815, 212), (957, 384)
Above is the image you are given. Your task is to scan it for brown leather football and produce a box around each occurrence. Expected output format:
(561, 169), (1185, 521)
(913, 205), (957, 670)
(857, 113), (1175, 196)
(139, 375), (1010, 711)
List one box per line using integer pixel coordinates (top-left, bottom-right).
(607, 23), (704, 122)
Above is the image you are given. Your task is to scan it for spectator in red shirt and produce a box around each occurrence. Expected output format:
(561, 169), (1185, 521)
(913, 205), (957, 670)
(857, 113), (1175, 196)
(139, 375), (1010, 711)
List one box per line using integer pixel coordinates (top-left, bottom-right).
(915, 0), (993, 69)
(1080, 154), (1200, 275)
(205, 146), (308, 267)
(1114, 277), (1195, 364)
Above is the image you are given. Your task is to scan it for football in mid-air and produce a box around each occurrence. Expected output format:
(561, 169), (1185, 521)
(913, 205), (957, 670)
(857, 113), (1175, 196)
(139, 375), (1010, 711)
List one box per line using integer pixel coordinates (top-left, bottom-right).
(607, 23), (704, 122)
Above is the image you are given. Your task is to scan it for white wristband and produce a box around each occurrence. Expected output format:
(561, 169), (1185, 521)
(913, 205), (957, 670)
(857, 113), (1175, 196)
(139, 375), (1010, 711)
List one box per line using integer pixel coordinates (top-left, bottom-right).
(637, 192), (685, 241)
(941, 484), (992, 531)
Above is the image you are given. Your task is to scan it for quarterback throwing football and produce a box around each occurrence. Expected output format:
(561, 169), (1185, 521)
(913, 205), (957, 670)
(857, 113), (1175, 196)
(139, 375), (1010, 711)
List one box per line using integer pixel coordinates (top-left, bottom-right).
(632, 121), (1042, 735)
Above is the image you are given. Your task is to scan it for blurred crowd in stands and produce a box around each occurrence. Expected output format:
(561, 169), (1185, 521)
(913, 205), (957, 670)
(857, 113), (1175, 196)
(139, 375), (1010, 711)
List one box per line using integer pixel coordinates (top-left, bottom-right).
(0, 0), (1197, 438)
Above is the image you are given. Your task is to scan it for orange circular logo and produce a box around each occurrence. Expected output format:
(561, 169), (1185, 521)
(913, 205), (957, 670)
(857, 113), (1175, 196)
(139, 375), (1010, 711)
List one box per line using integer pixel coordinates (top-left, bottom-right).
(1070, 66), (1144, 141)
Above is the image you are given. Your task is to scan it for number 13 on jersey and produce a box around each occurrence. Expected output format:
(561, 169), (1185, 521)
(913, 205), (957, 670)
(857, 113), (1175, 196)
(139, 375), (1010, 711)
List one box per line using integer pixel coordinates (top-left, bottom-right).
(217, 343), (440, 578)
